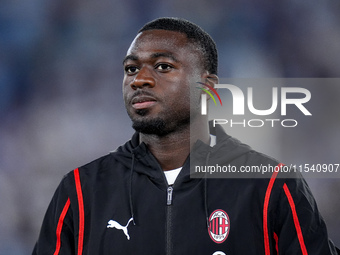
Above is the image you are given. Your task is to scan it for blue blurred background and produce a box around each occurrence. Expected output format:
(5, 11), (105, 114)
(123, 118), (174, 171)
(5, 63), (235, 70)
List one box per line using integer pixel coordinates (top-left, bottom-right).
(1, 0), (340, 254)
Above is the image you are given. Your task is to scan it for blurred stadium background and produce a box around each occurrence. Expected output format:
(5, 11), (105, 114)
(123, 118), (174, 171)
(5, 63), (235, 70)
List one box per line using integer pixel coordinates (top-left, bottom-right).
(0, 0), (339, 253)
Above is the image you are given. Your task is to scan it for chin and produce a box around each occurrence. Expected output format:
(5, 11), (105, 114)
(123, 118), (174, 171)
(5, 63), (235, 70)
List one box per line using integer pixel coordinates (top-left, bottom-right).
(132, 118), (169, 136)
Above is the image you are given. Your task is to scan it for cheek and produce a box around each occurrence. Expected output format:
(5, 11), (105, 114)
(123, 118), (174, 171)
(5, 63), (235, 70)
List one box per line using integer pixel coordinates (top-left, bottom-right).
(122, 78), (132, 99)
(169, 75), (200, 106)
(168, 86), (193, 111)
(122, 76), (129, 91)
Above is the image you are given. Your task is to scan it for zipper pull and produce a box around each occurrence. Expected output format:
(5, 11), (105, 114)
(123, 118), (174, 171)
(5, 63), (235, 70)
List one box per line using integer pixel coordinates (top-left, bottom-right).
(167, 186), (173, 205)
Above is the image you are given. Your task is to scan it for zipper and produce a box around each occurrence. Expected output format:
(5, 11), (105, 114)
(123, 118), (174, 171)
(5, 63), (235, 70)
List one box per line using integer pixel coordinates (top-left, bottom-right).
(166, 185), (174, 255)
(167, 186), (173, 205)
(146, 150), (177, 254)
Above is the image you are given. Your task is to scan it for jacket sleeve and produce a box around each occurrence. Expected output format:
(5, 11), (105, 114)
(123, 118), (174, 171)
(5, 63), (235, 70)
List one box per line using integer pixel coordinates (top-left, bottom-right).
(32, 176), (75, 255)
(274, 176), (338, 255)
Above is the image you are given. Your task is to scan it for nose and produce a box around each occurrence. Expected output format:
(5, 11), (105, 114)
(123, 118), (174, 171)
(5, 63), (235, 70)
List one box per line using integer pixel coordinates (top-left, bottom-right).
(131, 67), (155, 89)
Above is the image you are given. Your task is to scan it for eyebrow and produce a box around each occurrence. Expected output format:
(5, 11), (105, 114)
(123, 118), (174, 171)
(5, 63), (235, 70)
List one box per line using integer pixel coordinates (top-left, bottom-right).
(122, 52), (179, 65)
(122, 55), (138, 65)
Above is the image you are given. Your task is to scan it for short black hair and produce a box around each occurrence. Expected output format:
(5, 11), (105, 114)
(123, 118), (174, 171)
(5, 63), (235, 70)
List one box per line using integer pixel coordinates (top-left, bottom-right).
(139, 17), (218, 75)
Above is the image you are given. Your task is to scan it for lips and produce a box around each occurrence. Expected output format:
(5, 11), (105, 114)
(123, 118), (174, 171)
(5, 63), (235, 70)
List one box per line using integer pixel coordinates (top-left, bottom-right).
(131, 95), (157, 109)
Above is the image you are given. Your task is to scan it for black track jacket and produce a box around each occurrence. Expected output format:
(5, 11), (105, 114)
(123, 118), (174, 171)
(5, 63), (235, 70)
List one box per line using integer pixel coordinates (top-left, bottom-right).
(33, 124), (338, 255)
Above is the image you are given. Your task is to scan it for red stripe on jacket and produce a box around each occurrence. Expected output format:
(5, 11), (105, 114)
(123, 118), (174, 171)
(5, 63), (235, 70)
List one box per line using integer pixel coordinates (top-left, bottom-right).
(283, 183), (308, 255)
(74, 168), (85, 255)
(263, 163), (283, 255)
(54, 198), (70, 255)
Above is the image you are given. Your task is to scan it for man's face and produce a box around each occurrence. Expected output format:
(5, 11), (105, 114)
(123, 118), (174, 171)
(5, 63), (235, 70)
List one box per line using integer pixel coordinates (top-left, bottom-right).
(123, 29), (204, 136)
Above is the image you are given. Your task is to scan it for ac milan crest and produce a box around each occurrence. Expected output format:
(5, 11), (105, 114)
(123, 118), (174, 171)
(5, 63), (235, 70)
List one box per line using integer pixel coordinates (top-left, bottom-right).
(208, 209), (230, 244)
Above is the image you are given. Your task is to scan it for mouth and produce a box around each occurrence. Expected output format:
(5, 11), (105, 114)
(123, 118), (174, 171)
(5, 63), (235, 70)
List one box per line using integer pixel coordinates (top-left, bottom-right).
(131, 95), (157, 109)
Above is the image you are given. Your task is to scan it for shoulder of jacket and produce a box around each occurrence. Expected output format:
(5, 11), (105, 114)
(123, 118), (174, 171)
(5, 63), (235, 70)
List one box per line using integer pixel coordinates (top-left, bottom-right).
(61, 153), (115, 182)
(244, 149), (281, 166)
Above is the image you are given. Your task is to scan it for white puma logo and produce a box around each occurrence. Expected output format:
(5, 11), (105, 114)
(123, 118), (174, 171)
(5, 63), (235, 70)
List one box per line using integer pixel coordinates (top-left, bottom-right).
(107, 218), (133, 240)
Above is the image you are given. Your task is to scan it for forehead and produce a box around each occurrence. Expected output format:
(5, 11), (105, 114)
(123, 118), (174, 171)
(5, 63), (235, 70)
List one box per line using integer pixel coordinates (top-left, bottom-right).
(126, 29), (200, 61)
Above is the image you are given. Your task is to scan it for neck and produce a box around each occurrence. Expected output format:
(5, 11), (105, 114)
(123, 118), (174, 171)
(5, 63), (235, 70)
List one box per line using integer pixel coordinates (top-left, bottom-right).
(140, 117), (210, 171)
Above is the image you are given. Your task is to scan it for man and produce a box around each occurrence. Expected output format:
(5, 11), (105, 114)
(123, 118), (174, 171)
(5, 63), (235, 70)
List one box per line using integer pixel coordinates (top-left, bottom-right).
(33, 17), (338, 255)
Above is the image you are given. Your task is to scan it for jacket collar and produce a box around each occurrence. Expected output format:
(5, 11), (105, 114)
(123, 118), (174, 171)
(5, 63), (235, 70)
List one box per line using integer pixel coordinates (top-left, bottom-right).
(114, 123), (252, 188)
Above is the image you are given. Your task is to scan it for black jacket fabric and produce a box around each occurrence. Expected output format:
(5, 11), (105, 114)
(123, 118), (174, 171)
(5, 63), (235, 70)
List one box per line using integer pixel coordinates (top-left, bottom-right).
(33, 125), (338, 255)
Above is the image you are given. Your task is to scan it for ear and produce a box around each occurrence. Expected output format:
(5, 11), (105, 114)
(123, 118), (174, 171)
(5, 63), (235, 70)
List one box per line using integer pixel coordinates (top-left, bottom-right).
(198, 73), (219, 102)
(200, 72), (219, 91)
(205, 74), (219, 88)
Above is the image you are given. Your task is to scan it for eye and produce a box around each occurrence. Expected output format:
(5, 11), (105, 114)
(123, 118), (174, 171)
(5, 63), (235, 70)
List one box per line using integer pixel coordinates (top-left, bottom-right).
(155, 63), (173, 72)
(125, 66), (139, 74)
